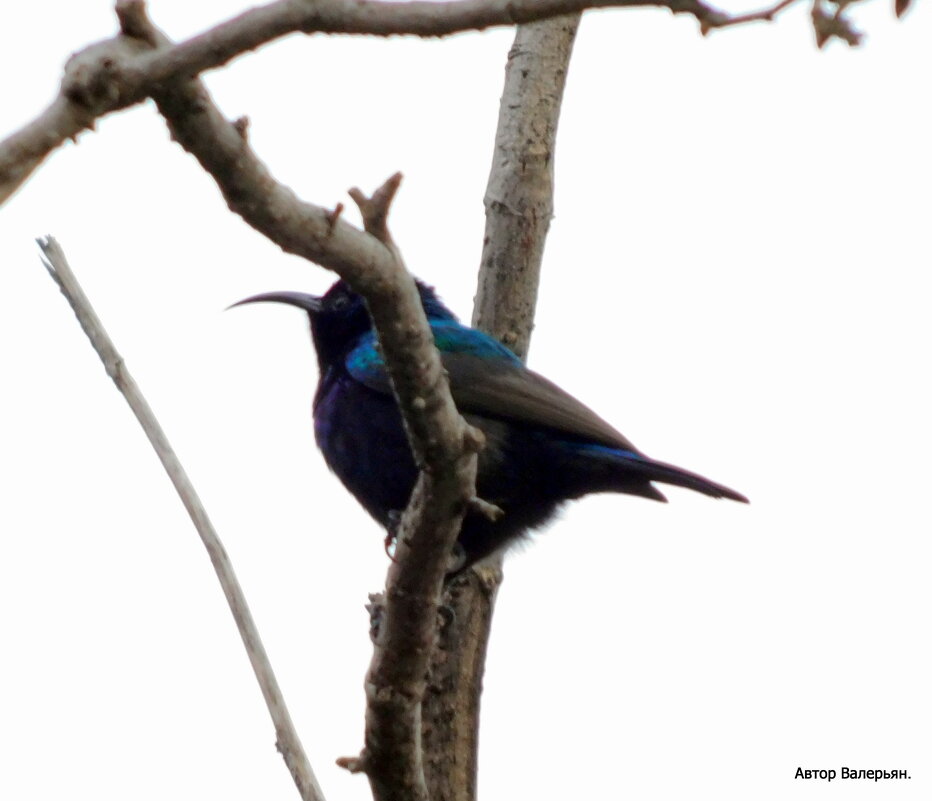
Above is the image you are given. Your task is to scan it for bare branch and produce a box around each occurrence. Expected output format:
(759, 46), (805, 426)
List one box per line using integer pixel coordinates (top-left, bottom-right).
(419, 15), (582, 801)
(348, 173), (407, 276)
(349, 173), (403, 244)
(117, 0), (811, 86)
(1, 0), (808, 206)
(467, 496), (505, 522)
(473, 15), (581, 359)
(121, 8), (474, 478)
(340, 177), (485, 801)
(810, 0), (863, 47)
(118, 7), (484, 800)
(36, 237), (325, 801)
(700, 0), (797, 32)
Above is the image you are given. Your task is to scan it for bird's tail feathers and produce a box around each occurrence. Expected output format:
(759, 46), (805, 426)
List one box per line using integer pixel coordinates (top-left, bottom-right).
(582, 445), (748, 503)
(623, 451), (748, 503)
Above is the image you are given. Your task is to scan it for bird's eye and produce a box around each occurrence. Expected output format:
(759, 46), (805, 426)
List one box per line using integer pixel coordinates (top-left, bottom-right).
(330, 293), (350, 311)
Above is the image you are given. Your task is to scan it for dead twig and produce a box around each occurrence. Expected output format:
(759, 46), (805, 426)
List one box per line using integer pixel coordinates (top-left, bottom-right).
(37, 236), (326, 801)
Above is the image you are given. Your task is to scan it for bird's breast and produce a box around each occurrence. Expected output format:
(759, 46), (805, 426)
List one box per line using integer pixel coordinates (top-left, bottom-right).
(312, 373), (418, 524)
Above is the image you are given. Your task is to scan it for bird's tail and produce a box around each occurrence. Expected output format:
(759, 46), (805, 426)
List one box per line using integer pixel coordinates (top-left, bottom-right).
(575, 443), (749, 504)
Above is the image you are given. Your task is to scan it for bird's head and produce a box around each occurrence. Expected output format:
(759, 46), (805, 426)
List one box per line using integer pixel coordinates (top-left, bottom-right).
(232, 278), (456, 368)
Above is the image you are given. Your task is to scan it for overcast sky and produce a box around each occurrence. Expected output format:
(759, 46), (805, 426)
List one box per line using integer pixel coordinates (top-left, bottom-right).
(2, 1), (930, 799)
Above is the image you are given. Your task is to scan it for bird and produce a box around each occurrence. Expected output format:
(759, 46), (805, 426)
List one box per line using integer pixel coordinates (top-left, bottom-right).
(233, 279), (747, 575)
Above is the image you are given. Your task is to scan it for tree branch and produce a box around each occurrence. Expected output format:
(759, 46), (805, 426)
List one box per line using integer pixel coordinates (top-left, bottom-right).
(123, 3), (476, 480)
(343, 177), (486, 801)
(473, 15), (580, 359)
(1, 0), (808, 207)
(698, 0), (797, 32)
(113, 5), (486, 800)
(36, 236), (325, 801)
(419, 15), (582, 801)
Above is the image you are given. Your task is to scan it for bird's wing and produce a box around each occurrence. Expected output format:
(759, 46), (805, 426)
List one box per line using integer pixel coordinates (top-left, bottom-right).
(345, 322), (639, 452)
(447, 354), (640, 451)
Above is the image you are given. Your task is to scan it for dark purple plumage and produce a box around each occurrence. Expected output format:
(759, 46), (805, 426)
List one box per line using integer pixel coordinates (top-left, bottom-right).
(234, 280), (747, 573)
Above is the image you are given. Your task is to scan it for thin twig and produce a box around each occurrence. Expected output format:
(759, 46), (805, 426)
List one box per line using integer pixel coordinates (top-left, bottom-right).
(36, 236), (326, 801)
(701, 0), (797, 32)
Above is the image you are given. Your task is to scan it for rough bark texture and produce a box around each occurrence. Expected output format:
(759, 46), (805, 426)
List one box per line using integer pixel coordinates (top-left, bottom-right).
(422, 567), (502, 801)
(473, 15), (580, 360)
(420, 16), (581, 801)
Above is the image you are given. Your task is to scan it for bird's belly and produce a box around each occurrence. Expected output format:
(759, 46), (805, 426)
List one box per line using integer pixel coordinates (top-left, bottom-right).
(314, 377), (417, 525)
(313, 381), (588, 568)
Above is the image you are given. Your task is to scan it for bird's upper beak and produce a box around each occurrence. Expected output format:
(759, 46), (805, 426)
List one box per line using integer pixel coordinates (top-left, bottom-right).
(229, 291), (322, 313)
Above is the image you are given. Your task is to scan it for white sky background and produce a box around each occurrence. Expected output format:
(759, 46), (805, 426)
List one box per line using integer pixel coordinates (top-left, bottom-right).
(1, 1), (929, 799)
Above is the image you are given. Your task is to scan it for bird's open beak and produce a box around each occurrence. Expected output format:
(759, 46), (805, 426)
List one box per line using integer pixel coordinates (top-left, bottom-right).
(228, 291), (323, 313)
